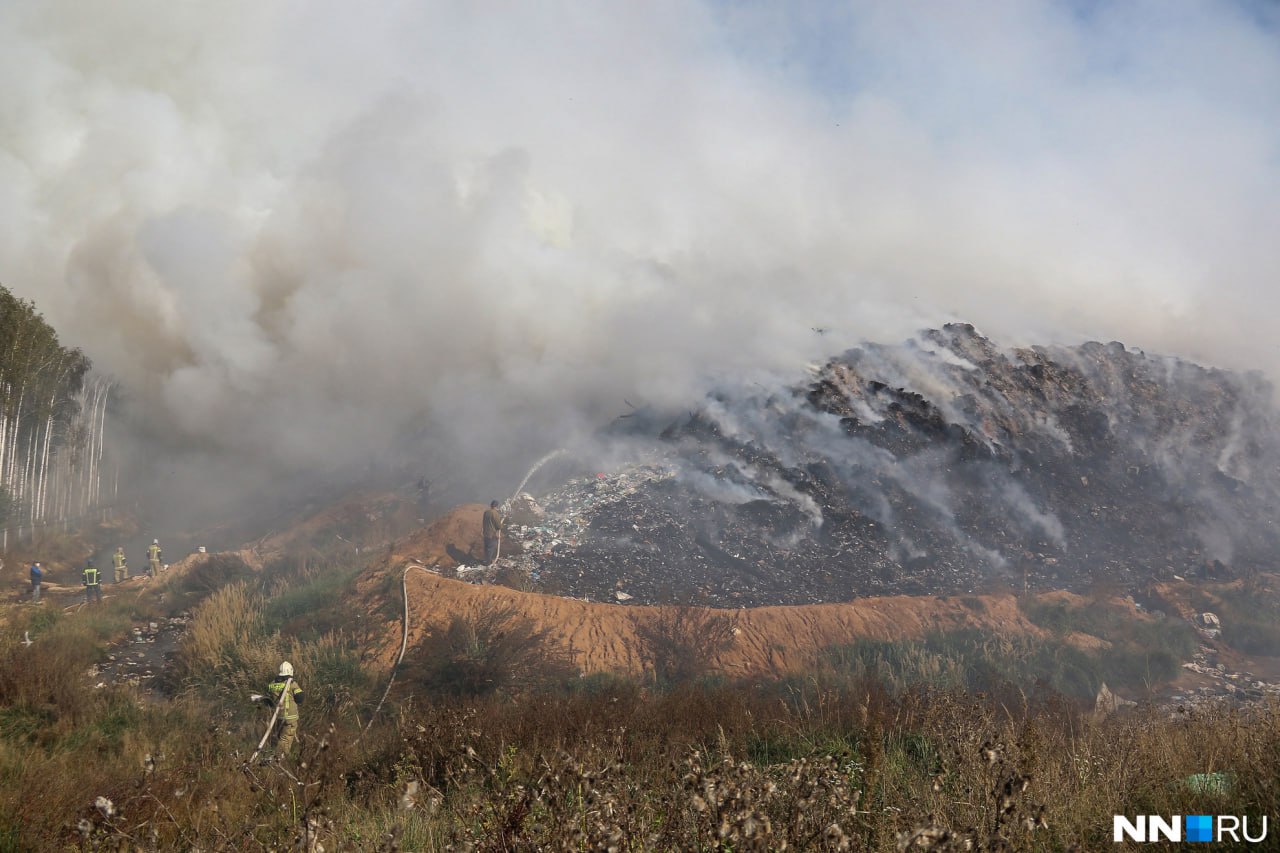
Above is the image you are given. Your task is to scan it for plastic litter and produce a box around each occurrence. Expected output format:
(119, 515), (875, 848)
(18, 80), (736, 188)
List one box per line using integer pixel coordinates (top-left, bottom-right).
(1185, 772), (1232, 796)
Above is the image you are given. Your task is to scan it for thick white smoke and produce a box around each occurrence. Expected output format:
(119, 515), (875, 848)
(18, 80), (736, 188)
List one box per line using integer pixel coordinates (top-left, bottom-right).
(2, 0), (1278, 491)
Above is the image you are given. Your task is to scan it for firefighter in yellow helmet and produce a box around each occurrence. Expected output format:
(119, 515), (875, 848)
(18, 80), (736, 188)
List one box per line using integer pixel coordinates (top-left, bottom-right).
(147, 539), (162, 577)
(266, 661), (304, 757)
(112, 546), (128, 583)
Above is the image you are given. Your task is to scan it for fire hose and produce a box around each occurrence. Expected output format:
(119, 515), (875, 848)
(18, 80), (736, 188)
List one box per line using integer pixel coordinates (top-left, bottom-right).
(360, 562), (434, 737)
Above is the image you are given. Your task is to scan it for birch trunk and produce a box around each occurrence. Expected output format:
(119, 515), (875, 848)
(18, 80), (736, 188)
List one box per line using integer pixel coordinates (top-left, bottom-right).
(0, 407), (7, 496)
(23, 425), (35, 520)
(36, 411), (53, 521)
(6, 388), (23, 494)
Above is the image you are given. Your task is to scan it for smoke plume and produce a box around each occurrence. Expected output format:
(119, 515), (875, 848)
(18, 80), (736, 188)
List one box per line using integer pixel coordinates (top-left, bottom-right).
(2, 1), (1278, 504)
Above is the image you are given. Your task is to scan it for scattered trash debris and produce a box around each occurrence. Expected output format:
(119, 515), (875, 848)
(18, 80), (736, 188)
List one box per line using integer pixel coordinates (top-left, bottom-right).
(94, 796), (115, 819)
(1184, 772), (1232, 796)
(1172, 642), (1280, 712)
(89, 615), (189, 700)
(1093, 682), (1136, 717)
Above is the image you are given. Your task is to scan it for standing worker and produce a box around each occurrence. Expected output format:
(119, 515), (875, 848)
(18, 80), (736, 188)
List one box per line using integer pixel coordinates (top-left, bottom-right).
(415, 476), (432, 521)
(262, 661), (304, 759)
(482, 500), (505, 565)
(29, 561), (43, 604)
(112, 546), (128, 583)
(83, 558), (102, 605)
(147, 539), (163, 577)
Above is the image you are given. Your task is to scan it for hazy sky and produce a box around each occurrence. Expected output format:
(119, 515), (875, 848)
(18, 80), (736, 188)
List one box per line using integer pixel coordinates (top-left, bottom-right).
(2, 0), (1278, 481)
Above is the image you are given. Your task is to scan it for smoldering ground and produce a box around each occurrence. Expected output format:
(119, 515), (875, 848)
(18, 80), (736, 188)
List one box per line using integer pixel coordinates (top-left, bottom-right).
(2, 1), (1280, 517)
(509, 325), (1280, 607)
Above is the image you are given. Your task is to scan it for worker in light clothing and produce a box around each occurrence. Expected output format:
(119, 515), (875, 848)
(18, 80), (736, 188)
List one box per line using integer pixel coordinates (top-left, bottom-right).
(147, 539), (162, 577)
(265, 661), (304, 758)
(83, 559), (102, 605)
(482, 500), (506, 565)
(112, 546), (128, 583)
(29, 562), (43, 603)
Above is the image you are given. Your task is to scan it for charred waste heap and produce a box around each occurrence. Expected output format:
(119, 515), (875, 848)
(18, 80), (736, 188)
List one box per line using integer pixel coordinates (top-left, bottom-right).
(513, 325), (1280, 606)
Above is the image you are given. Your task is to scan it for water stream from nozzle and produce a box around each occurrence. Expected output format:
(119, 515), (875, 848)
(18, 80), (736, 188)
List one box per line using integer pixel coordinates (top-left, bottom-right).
(511, 449), (566, 502)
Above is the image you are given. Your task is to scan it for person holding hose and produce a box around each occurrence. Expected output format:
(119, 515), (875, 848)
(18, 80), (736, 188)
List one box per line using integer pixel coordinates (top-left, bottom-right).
(112, 546), (128, 583)
(258, 661), (304, 760)
(482, 500), (506, 565)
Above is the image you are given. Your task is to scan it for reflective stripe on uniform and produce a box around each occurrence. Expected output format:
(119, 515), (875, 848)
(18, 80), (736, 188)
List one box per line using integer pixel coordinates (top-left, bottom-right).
(268, 679), (302, 720)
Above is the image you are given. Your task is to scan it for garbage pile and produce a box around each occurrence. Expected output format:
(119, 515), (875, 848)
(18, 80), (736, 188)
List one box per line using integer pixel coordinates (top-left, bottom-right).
(503, 466), (676, 591)
(508, 324), (1280, 607)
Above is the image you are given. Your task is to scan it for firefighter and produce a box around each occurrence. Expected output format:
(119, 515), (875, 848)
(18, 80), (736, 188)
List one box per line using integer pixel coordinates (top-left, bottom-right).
(147, 539), (162, 577)
(83, 558), (102, 605)
(112, 546), (128, 583)
(265, 661), (304, 758)
(482, 500), (506, 565)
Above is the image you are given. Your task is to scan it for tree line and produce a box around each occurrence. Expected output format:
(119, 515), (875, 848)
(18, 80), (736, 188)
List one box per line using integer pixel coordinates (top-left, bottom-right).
(0, 284), (111, 530)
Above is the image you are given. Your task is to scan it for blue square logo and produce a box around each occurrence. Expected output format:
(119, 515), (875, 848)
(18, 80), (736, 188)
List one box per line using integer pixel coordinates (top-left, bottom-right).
(1185, 814), (1213, 843)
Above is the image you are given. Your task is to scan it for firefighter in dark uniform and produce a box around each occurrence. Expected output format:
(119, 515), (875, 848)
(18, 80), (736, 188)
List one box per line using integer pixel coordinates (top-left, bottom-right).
(83, 559), (102, 605)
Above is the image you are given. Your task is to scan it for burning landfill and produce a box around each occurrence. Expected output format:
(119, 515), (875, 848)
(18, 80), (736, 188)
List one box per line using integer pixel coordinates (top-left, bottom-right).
(490, 324), (1280, 608)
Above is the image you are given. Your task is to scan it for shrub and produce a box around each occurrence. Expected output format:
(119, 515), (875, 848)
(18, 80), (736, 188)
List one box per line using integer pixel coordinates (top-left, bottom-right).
(631, 606), (738, 687)
(405, 604), (576, 698)
(173, 553), (254, 601)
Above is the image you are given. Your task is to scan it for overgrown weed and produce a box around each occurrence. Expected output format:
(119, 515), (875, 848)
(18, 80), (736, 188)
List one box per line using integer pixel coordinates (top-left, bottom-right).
(1, 563), (1277, 849)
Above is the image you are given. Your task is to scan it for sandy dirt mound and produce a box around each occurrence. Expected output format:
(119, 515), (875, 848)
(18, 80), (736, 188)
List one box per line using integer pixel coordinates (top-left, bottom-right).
(383, 504), (525, 569)
(388, 504), (487, 568)
(360, 569), (1046, 679)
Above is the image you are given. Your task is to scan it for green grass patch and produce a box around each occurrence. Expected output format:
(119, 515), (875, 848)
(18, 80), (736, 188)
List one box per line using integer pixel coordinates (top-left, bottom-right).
(265, 561), (362, 634)
(823, 621), (1193, 700)
(0, 706), (55, 746)
(746, 729), (860, 767)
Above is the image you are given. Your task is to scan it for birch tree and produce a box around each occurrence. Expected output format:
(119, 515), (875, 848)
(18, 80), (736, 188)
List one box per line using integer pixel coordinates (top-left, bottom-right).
(0, 285), (100, 532)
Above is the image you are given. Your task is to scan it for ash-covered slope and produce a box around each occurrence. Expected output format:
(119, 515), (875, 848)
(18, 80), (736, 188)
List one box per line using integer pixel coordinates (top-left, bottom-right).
(513, 324), (1280, 606)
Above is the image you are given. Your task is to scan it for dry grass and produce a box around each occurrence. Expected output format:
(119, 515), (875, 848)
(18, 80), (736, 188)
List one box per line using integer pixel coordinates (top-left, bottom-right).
(170, 580), (278, 698)
(7, 660), (1280, 850)
(0, 566), (1276, 850)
